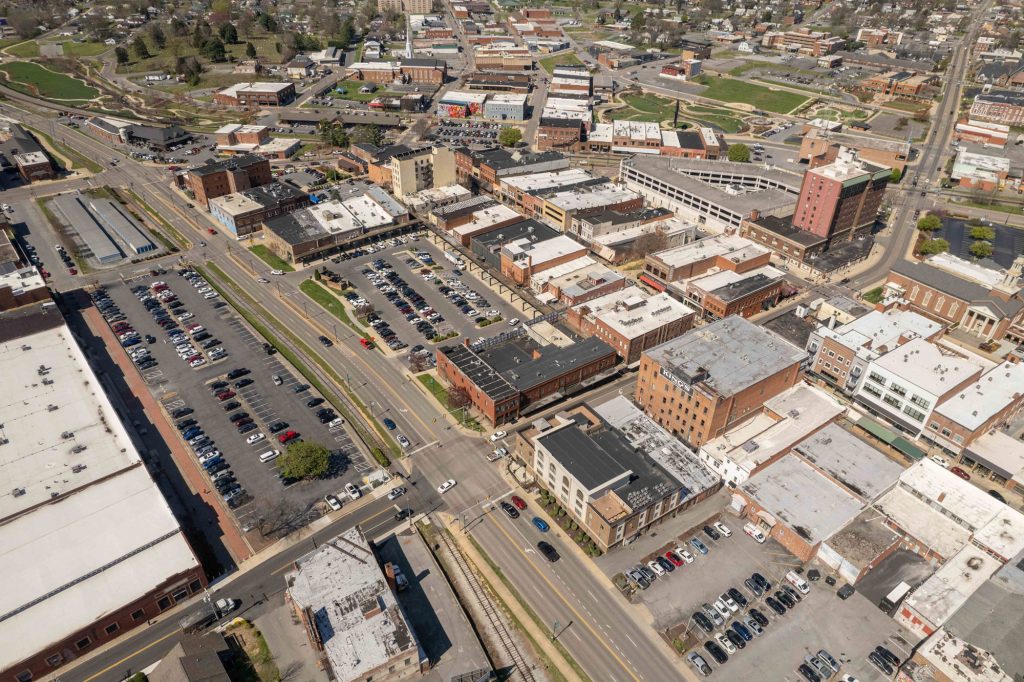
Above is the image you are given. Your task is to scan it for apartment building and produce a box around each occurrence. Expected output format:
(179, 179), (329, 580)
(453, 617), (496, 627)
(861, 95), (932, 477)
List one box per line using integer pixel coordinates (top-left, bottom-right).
(790, 147), (890, 243)
(679, 264), (786, 321)
(208, 183), (310, 237)
(762, 28), (844, 56)
(453, 146), (569, 193)
(635, 316), (807, 447)
(969, 91), (1024, 126)
(641, 235), (772, 289)
(182, 154), (273, 208)
(860, 71), (936, 98)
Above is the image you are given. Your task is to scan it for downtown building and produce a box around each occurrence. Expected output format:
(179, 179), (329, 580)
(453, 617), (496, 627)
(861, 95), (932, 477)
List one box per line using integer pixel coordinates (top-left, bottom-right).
(180, 154), (273, 208)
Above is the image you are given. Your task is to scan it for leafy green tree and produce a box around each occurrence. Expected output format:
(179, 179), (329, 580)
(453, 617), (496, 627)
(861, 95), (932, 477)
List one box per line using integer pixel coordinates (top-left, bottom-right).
(114, 46), (130, 64)
(131, 36), (150, 60)
(219, 22), (238, 44)
(351, 124), (384, 145)
(169, 17), (188, 36)
(245, 41), (257, 58)
(278, 441), (331, 479)
(258, 13), (278, 32)
(498, 127), (523, 146)
(890, 167), (902, 183)
(201, 37), (227, 62)
(339, 17), (356, 46)
(727, 143), (750, 163)
(916, 214), (942, 232)
(969, 240), (994, 258)
(149, 24), (166, 49)
(968, 225), (996, 241)
(631, 8), (646, 31)
(919, 238), (949, 255)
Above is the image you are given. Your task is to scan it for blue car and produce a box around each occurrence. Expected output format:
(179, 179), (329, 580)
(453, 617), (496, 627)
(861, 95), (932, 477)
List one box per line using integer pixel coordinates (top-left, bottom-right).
(383, 418), (397, 430)
(731, 621), (753, 642)
(532, 517), (549, 532)
(690, 537), (710, 555)
(122, 338), (140, 347)
(201, 456), (224, 470)
(182, 427), (202, 440)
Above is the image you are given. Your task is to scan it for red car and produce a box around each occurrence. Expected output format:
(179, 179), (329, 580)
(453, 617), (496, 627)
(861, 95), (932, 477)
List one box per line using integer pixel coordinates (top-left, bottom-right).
(665, 551), (684, 567)
(278, 430), (298, 443)
(951, 466), (971, 481)
(511, 495), (527, 511)
(360, 338), (375, 349)
(216, 390), (236, 401)
(207, 228), (216, 235)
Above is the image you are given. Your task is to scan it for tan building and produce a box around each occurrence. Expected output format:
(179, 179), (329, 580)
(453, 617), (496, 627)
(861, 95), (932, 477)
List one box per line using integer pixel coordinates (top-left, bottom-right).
(212, 81), (296, 107)
(378, 0), (433, 13)
(635, 315), (806, 448)
(473, 44), (534, 71)
(500, 234), (588, 286)
(860, 71), (936, 98)
(800, 127), (911, 174)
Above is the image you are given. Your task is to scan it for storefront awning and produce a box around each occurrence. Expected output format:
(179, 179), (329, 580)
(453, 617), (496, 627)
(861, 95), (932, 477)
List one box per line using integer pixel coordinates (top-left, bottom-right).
(856, 416), (897, 444)
(891, 437), (925, 461)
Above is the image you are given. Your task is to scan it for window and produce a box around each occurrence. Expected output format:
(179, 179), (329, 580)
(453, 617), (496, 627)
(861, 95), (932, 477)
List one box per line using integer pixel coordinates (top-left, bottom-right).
(45, 654), (63, 667)
(888, 383), (907, 397)
(171, 588), (188, 603)
(131, 609), (146, 622)
(75, 636), (92, 651)
(929, 422), (940, 431)
(954, 435), (964, 444)
(157, 596), (172, 611)
(910, 395), (931, 409)
(882, 394), (902, 409)
(16, 671), (32, 682)
(104, 622), (120, 635)
(188, 580), (202, 594)
(868, 372), (886, 386)
(941, 428), (952, 437)
(903, 405), (926, 421)
(862, 383), (882, 398)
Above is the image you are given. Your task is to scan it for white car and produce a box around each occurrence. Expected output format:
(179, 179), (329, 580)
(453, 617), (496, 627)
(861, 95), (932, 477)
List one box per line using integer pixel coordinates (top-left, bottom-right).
(930, 454), (949, 468)
(198, 450), (221, 463)
(398, 435), (411, 448)
(490, 431), (507, 442)
(204, 292), (219, 299)
(507, 318), (520, 326)
(437, 479), (457, 494)
(713, 600), (730, 619)
(388, 486), (406, 500)
(675, 547), (695, 564)
(720, 594), (739, 612)
(647, 560), (666, 577)
(257, 277), (270, 283)
(190, 358), (206, 368)
(270, 269), (284, 275)
(246, 433), (265, 445)
(345, 482), (361, 500)
(714, 521), (732, 538)
(0, 203), (10, 212)
(324, 494), (342, 511)
(715, 633), (736, 654)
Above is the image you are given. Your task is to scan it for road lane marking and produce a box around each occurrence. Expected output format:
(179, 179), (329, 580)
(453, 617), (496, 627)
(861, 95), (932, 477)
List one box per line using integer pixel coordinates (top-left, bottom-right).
(81, 629), (179, 682)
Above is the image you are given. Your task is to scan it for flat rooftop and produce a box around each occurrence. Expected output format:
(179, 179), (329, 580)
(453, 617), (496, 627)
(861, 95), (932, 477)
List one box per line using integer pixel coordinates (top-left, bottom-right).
(645, 315), (807, 398)
(685, 265), (785, 302)
(573, 287), (696, 339)
(963, 430), (1024, 481)
(286, 527), (422, 680)
(699, 383), (844, 478)
(897, 459), (1006, 533)
(503, 234), (585, 266)
(543, 184), (640, 212)
(871, 337), (985, 397)
(904, 545), (1000, 630)
(793, 423), (905, 501)
(741, 453), (864, 546)
(873, 486), (970, 559)
(0, 314), (198, 672)
(822, 509), (902, 570)
(817, 308), (944, 361)
(501, 168), (596, 194)
(219, 81), (292, 95)
(648, 234), (768, 270)
(934, 361), (1024, 431)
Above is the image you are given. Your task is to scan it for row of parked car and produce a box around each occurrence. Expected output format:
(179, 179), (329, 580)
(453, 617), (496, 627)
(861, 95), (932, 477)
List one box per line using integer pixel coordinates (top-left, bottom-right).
(435, 275), (497, 322)
(626, 522), (731, 590)
(168, 402), (250, 509)
(360, 258), (443, 345)
(93, 288), (159, 372)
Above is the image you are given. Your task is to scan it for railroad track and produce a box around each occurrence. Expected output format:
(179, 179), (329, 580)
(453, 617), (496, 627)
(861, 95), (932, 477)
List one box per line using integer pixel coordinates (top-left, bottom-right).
(435, 526), (537, 682)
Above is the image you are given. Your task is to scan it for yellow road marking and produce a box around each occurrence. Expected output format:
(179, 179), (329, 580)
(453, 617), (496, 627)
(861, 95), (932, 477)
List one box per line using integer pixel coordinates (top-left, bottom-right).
(81, 629), (178, 682)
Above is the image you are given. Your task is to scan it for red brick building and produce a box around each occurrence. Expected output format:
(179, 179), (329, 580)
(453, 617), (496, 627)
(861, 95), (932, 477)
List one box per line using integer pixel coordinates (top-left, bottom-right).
(183, 155), (273, 208)
(212, 81), (296, 107)
(791, 147), (890, 243)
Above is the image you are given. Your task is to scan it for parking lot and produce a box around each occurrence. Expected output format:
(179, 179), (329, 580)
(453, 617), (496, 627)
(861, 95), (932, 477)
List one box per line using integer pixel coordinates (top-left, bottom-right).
(603, 511), (915, 681)
(425, 119), (502, 145)
(95, 269), (373, 530)
(326, 237), (528, 354)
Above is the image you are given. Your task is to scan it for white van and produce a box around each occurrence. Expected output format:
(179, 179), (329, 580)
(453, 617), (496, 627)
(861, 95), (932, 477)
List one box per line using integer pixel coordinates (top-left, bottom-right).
(259, 449), (280, 463)
(785, 570), (810, 594)
(328, 417), (344, 429)
(743, 522), (767, 544)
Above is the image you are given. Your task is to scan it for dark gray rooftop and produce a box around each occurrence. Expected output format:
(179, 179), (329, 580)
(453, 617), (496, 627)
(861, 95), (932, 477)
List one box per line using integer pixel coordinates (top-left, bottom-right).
(750, 214), (827, 248)
(793, 423), (904, 501)
(438, 343), (519, 402)
(188, 154), (265, 178)
(892, 259), (1024, 318)
(706, 271), (783, 303)
(484, 337), (616, 392)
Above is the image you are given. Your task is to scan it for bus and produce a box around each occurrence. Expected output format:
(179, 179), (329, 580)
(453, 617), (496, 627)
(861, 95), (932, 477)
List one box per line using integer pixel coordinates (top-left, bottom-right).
(880, 581), (912, 613)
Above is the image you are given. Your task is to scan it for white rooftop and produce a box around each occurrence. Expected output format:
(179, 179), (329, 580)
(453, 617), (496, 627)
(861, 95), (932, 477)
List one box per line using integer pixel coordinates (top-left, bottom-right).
(502, 168), (594, 194)
(934, 361), (1024, 431)
(544, 184), (640, 212)
(530, 255), (596, 287)
(685, 264), (785, 294)
(0, 266), (46, 295)
(699, 383), (844, 477)
(215, 123), (268, 135)
(963, 430), (1024, 481)
(573, 286), (696, 338)
(899, 459), (1006, 533)
(594, 39), (635, 50)
(342, 194), (395, 229)
(440, 90), (489, 105)
(926, 252), (1006, 289)
(0, 323), (197, 671)
(488, 93), (528, 105)
(918, 630), (1014, 682)
(817, 308), (944, 361)
(650, 234), (766, 269)
(286, 527), (422, 680)
(903, 545), (1000, 630)
(873, 485), (970, 558)
(453, 203), (522, 237)
(543, 96), (591, 113)
(219, 81), (293, 96)
(612, 120), (661, 141)
(504, 234), (585, 266)
(972, 505), (1024, 561)
(870, 337), (985, 397)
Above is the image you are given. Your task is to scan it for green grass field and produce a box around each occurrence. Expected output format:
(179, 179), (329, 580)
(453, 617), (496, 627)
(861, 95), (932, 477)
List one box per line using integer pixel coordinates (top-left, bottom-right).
(539, 52), (583, 74)
(0, 61), (99, 101)
(698, 77), (809, 114)
(248, 244), (295, 272)
(59, 41), (111, 57)
(815, 107), (869, 122)
(614, 93), (677, 122)
(4, 41), (39, 58)
(417, 374), (483, 431)
(327, 80), (396, 103)
(299, 280), (365, 336)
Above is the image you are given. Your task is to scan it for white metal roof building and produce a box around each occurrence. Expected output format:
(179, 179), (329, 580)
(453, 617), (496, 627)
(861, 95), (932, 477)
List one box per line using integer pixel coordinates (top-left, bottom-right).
(0, 314), (201, 675)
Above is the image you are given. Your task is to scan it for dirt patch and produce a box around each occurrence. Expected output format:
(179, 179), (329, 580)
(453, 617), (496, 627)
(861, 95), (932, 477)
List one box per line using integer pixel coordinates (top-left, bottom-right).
(225, 620), (281, 682)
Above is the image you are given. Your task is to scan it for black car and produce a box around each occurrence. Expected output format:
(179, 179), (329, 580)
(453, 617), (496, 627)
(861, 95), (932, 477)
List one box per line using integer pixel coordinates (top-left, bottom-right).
(229, 412), (250, 423)
(238, 422), (258, 434)
(725, 629), (745, 650)
(203, 338), (221, 349)
(656, 556), (675, 573)
(145, 334), (156, 344)
(222, 400), (241, 412)
(227, 493), (250, 509)
(868, 651), (893, 676)
(989, 489), (1007, 503)
(875, 646), (900, 668)
(306, 397), (324, 408)
(318, 335), (333, 347)
(138, 360), (158, 370)
(210, 380), (229, 391)
(318, 412), (337, 423)
(292, 383), (310, 393)
(176, 419), (198, 430)
(703, 525), (722, 541)
(206, 461), (230, 475)
(537, 541), (559, 562)
(501, 501), (520, 519)
(234, 378), (253, 389)
(782, 584), (802, 603)
(727, 588), (748, 608)
(193, 332), (211, 342)
(226, 368), (249, 380)
(269, 421), (289, 433)
(797, 664), (821, 682)
(394, 508), (412, 521)
(752, 572), (772, 591)
(775, 590), (796, 609)
(749, 608), (769, 628)
(744, 578), (764, 597)
(171, 407), (194, 419)
(703, 641), (728, 665)
(692, 612), (713, 634)
(765, 597), (786, 615)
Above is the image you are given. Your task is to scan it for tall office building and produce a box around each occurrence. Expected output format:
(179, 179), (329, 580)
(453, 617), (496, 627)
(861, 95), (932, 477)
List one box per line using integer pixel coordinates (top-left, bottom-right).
(790, 147), (890, 243)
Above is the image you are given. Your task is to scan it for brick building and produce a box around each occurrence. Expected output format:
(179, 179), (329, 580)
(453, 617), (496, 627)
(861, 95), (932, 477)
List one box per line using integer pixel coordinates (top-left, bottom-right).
(679, 264), (786, 321)
(453, 146), (569, 193)
(635, 315), (806, 448)
(859, 70), (936, 98)
(536, 118), (585, 151)
(212, 81), (296, 107)
(182, 155), (273, 208)
(790, 147), (890, 243)
(762, 28), (844, 56)
(799, 128), (911, 174)
(969, 91), (1024, 126)
(0, 124), (55, 184)
(500, 234), (588, 285)
(208, 183), (310, 237)
(641, 235), (772, 289)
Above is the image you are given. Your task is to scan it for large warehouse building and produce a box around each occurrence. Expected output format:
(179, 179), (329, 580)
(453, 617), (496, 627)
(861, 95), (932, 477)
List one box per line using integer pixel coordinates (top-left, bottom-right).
(0, 304), (206, 680)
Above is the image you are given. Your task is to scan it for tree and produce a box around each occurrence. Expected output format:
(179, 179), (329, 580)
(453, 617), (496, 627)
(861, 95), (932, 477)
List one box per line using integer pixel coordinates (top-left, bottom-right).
(277, 441), (331, 479)
(968, 225), (996, 241)
(339, 17), (356, 46)
(202, 37), (227, 62)
(969, 241), (994, 259)
(631, 230), (668, 258)
(447, 386), (472, 410)
(258, 13), (279, 33)
(916, 214), (942, 232)
(132, 36), (150, 60)
(498, 127), (523, 147)
(727, 143), (751, 163)
(919, 238), (949, 255)
(631, 8), (646, 32)
(891, 167), (902, 183)
(245, 41), (257, 58)
(115, 46), (130, 64)
(219, 22), (238, 44)
(169, 16), (188, 36)
(149, 24), (166, 49)
(351, 124), (384, 145)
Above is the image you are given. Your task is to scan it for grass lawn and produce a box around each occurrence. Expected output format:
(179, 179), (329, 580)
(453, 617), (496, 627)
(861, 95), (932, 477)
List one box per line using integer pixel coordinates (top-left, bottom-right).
(59, 41), (111, 57)
(693, 113), (744, 133)
(417, 374), (483, 431)
(5, 41), (39, 58)
(0, 61), (98, 101)
(539, 52), (583, 74)
(327, 79), (396, 103)
(862, 287), (884, 304)
(248, 245), (294, 272)
(884, 100), (929, 115)
(728, 60), (815, 77)
(25, 125), (104, 173)
(958, 200), (1024, 215)
(299, 280), (365, 336)
(698, 76), (809, 114)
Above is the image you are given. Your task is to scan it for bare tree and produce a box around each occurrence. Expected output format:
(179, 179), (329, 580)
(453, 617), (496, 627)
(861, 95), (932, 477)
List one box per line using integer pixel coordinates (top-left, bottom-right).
(447, 386), (472, 410)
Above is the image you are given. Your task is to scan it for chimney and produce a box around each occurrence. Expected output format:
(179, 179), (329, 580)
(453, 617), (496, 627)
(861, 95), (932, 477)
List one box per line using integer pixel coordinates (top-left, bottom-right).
(384, 562), (398, 591)
(531, 348), (543, 360)
(938, 492), (946, 503)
